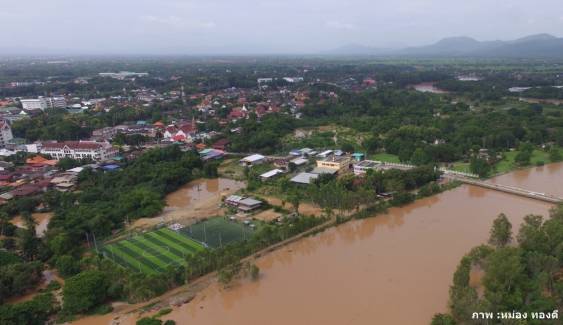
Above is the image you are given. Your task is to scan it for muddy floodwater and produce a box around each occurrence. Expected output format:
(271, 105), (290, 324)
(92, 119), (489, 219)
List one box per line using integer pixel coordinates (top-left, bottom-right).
(10, 212), (53, 237)
(73, 164), (562, 325)
(131, 178), (245, 229)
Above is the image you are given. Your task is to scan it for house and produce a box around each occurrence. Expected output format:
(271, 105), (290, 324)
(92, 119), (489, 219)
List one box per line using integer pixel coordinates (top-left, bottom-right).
(239, 154), (266, 167)
(311, 167), (338, 175)
(290, 157), (308, 167)
(199, 149), (224, 161)
(50, 173), (78, 191)
(225, 195), (245, 206)
(290, 172), (319, 185)
(212, 138), (230, 151)
(10, 184), (42, 197)
(162, 118), (198, 143)
(238, 198), (262, 211)
(259, 169), (284, 181)
(224, 195), (263, 211)
(316, 150), (333, 158)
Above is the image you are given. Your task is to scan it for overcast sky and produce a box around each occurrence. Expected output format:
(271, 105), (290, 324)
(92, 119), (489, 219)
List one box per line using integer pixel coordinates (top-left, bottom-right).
(2, 0), (563, 54)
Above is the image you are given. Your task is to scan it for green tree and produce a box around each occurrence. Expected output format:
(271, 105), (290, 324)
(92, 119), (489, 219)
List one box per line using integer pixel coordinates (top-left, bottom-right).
(482, 247), (527, 311)
(488, 213), (512, 248)
(62, 270), (109, 314)
(56, 255), (81, 278)
(549, 146), (562, 162)
(469, 157), (490, 178)
(287, 191), (300, 214)
(136, 318), (162, 325)
(430, 313), (456, 325)
(410, 148), (430, 166)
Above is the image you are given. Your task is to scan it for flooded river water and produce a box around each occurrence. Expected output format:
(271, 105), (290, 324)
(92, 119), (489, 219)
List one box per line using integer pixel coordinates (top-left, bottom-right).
(73, 164), (562, 325)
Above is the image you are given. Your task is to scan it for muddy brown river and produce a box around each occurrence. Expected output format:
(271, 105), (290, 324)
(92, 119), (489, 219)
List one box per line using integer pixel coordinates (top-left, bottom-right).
(73, 164), (562, 325)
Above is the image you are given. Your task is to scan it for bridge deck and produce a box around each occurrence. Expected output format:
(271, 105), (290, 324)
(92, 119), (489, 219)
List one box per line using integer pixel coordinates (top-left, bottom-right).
(450, 176), (562, 204)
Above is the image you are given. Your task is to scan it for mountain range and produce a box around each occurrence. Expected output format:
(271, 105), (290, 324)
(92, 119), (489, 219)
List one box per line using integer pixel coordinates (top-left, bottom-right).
(327, 34), (563, 58)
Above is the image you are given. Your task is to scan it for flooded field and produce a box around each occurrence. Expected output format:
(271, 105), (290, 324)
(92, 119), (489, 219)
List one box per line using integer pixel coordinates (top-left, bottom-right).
(131, 178), (245, 229)
(10, 212), (53, 237)
(72, 164), (562, 325)
(412, 82), (448, 94)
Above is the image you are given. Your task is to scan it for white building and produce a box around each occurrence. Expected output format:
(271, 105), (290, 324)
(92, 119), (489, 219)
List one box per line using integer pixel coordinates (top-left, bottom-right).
(49, 96), (67, 108)
(239, 154), (266, 167)
(20, 97), (67, 110)
(21, 97), (49, 110)
(0, 119), (13, 147)
(40, 141), (117, 161)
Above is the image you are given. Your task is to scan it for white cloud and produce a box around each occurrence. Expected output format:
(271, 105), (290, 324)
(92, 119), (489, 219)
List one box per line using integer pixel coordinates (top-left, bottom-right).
(325, 20), (357, 30)
(140, 15), (216, 29)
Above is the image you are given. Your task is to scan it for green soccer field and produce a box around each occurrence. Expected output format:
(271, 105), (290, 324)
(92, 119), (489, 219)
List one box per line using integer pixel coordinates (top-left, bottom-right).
(101, 228), (205, 274)
(181, 217), (254, 248)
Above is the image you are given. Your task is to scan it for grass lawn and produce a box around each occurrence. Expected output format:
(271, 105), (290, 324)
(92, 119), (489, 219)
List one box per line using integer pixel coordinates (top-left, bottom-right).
(102, 228), (205, 274)
(494, 149), (561, 174)
(451, 162), (471, 173)
(218, 158), (246, 180)
(372, 153), (401, 163)
(181, 217), (255, 249)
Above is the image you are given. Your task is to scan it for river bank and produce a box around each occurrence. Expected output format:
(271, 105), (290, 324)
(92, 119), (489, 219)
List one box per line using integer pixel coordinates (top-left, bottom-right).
(71, 163), (562, 324)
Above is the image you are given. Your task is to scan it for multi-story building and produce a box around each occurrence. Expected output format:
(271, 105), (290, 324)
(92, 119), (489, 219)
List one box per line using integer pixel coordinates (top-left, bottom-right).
(20, 97), (67, 110)
(40, 141), (117, 161)
(0, 119), (13, 147)
(20, 97), (49, 110)
(48, 96), (67, 108)
(316, 155), (351, 171)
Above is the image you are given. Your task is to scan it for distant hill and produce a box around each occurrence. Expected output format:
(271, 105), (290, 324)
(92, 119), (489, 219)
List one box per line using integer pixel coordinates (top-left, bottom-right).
(328, 34), (563, 58)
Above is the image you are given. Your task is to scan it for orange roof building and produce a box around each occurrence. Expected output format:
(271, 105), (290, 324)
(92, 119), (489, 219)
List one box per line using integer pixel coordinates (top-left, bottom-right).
(26, 155), (57, 167)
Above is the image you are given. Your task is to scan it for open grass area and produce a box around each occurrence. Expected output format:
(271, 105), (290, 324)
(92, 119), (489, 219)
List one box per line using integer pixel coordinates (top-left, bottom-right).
(181, 217), (255, 249)
(494, 149), (562, 174)
(451, 162), (471, 173)
(282, 125), (369, 152)
(218, 158), (246, 180)
(372, 153), (401, 163)
(101, 228), (205, 274)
